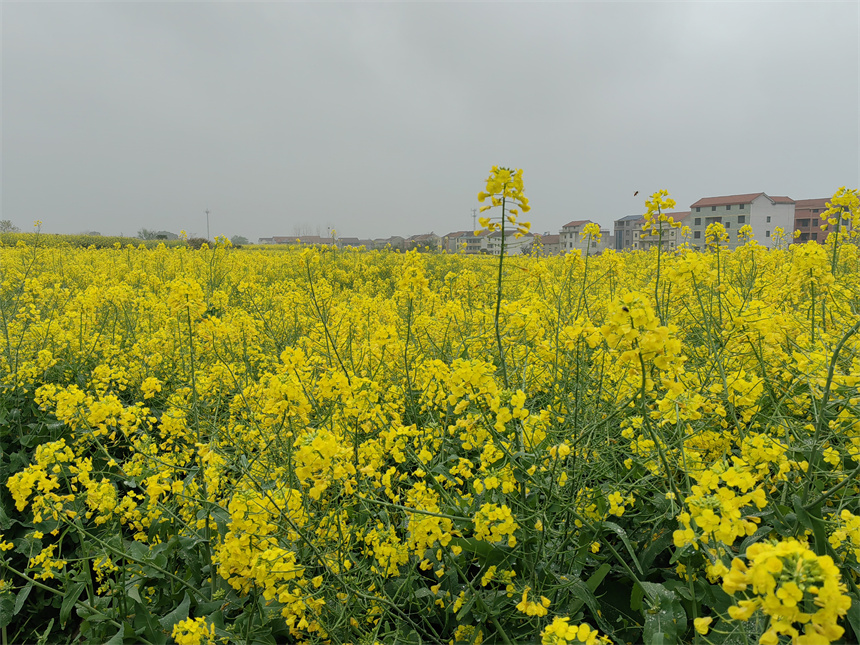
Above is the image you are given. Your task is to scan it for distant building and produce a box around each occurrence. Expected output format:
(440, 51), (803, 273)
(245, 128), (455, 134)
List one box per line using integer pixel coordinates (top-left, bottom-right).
(487, 230), (534, 255)
(793, 198), (829, 244)
(407, 233), (442, 251)
(638, 211), (691, 251)
(461, 230), (490, 254)
(372, 236), (405, 251)
(257, 235), (334, 245)
(689, 193), (794, 250)
(533, 233), (560, 255)
(559, 220), (594, 253)
(614, 215), (646, 251)
(441, 231), (472, 253)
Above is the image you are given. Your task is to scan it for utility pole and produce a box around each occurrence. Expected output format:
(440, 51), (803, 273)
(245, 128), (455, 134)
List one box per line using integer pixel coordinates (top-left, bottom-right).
(205, 208), (210, 240)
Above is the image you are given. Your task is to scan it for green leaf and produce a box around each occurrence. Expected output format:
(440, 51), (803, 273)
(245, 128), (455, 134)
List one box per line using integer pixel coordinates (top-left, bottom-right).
(640, 530), (674, 574)
(104, 627), (125, 645)
(133, 600), (167, 645)
(603, 521), (644, 575)
(158, 591), (190, 631)
(12, 535), (42, 558)
(567, 576), (615, 635)
(630, 582), (644, 612)
(739, 524), (773, 553)
(586, 563), (611, 592)
(846, 593), (860, 643)
(13, 581), (33, 615)
(792, 496), (828, 555)
(60, 581), (86, 627)
(640, 582), (686, 645)
(125, 581), (143, 604)
(0, 504), (14, 530)
(0, 594), (14, 630)
(455, 594), (476, 621)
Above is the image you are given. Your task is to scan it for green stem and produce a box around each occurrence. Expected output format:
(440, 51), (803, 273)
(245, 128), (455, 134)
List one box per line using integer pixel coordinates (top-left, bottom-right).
(803, 319), (860, 503)
(495, 197), (509, 388)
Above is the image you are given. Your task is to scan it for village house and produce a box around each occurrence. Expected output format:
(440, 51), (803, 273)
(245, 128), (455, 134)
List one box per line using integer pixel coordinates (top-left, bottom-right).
(689, 193), (795, 250)
(532, 233), (560, 255)
(792, 198), (830, 244)
(637, 211), (691, 251)
(406, 233), (442, 251)
(486, 230), (534, 255)
(613, 215), (645, 251)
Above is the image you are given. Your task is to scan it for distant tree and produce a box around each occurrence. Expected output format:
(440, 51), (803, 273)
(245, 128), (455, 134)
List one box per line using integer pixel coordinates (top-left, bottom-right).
(80, 231), (102, 236)
(292, 223), (319, 237)
(186, 237), (210, 250)
(0, 220), (20, 233)
(137, 228), (157, 240)
(231, 235), (249, 246)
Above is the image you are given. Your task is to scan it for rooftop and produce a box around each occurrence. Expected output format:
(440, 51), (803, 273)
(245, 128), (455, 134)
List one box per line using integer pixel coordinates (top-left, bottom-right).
(561, 219), (593, 228)
(690, 193), (795, 208)
(795, 198), (830, 209)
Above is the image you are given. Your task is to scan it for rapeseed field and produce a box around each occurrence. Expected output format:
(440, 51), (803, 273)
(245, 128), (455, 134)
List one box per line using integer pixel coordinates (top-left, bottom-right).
(2, 182), (860, 644)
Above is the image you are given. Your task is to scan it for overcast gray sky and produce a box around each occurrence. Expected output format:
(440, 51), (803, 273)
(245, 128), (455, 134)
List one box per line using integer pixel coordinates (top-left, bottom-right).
(2, 1), (858, 242)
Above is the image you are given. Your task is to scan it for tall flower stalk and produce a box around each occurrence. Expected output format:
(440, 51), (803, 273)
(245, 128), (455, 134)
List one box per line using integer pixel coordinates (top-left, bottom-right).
(820, 187), (860, 276)
(476, 166), (531, 388)
(640, 190), (678, 324)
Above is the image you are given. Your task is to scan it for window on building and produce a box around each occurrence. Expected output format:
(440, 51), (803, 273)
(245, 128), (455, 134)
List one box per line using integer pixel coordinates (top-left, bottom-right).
(725, 221), (731, 228)
(739, 204), (745, 210)
(694, 218), (701, 225)
(726, 205), (731, 211)
(696, 207), (701, 212)
(798, 219), (810, 227)
(813, 209), (819, 213)
(811, 232), (818, 240)
(766, 216), (771, 223)
(694, 231), (701, 239)
(766, 230), (771, 238)
(712, 206), (717, 211)
(737, 215), (745, 224)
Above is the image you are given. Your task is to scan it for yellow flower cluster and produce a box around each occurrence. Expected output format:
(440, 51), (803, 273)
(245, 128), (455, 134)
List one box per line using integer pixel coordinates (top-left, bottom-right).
(473, 503), (519, 547)
(641, 189), (679, 237)
(541, 617), (611, 644)
(476, 166), (531, 238)
(722, 538), (851, 645)
(171, 617), (216, 645)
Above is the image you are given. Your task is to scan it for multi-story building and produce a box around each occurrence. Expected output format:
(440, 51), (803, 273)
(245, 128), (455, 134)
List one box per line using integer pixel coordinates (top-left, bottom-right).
(486, 230), (534, 255)
(532, 233), (560, 255)
(559, 220), (593, 253)
(793, 198), (829, 244)
(440, 230), (489, 253)
(406, 233), (442, 251)
(371, 236), (405, 250)
(441, 231), (470, 253)
(614, 215), (645, 250)
(559, 220), (612, 254)
(689, 193), (795, 250)
(638, 211), (691, 251)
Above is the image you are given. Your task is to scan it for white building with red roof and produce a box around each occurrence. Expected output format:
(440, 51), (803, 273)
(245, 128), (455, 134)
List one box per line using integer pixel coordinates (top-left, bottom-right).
(559, 219), (610, 254)
(689, 193), (795, 249)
